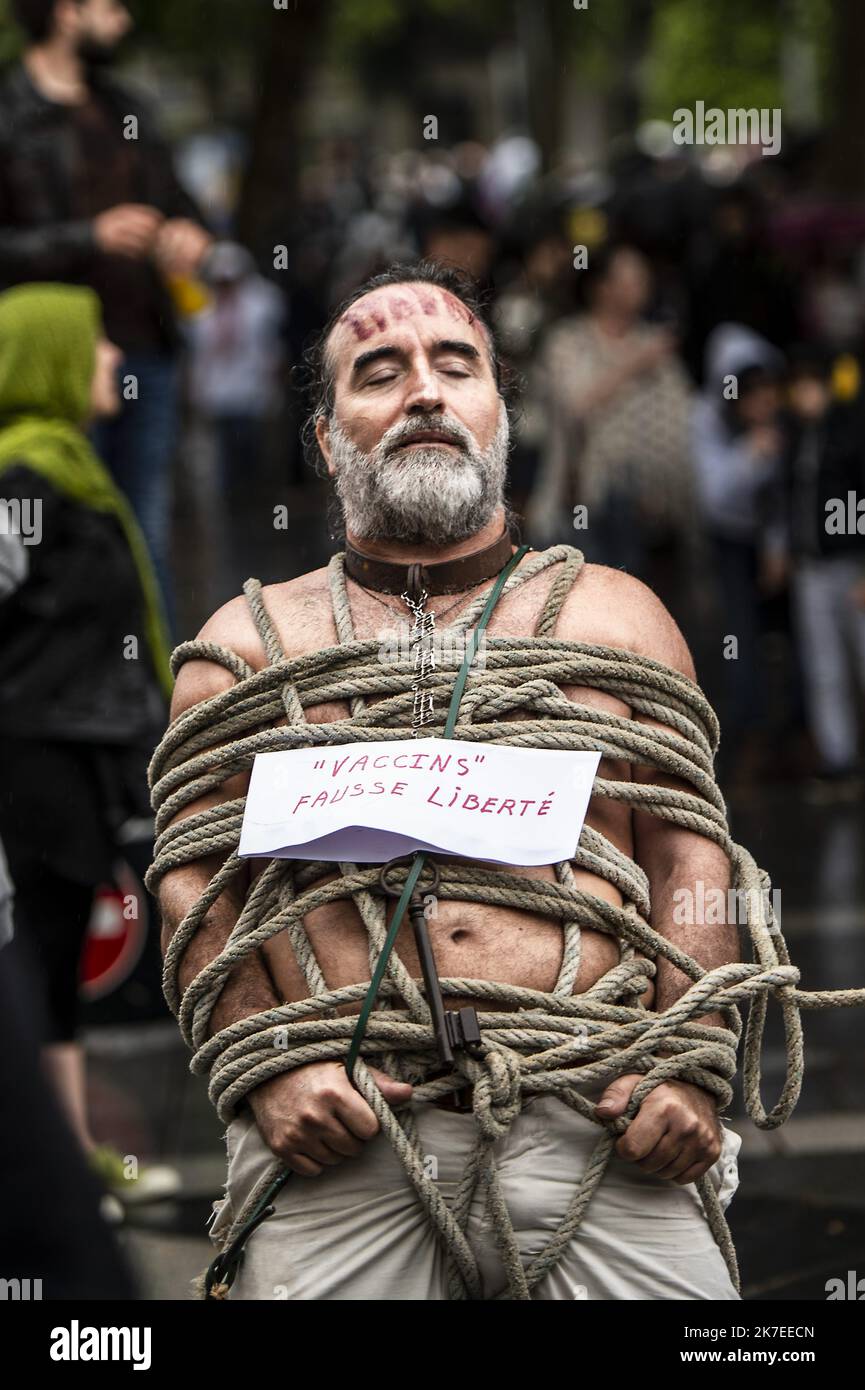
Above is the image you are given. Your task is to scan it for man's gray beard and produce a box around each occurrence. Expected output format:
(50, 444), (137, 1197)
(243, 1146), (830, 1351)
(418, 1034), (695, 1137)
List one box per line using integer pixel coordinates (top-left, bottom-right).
(328, 402), (509, 546)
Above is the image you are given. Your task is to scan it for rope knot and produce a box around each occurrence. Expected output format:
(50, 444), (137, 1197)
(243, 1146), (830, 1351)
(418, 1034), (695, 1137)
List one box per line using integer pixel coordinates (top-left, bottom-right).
(469, 1045), (523, 1140)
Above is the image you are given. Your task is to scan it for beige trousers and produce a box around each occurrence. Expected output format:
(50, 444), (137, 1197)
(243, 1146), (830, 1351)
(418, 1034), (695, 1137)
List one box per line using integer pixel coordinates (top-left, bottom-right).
(211, 1074), (742, 1302)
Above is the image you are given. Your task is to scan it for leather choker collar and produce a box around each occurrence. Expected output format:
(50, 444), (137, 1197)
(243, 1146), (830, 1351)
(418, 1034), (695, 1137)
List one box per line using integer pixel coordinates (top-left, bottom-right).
(344, 528), (517, 599)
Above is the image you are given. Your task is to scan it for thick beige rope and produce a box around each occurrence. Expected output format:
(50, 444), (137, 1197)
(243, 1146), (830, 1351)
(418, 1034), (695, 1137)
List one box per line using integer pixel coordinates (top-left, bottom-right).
(147, 545), (865, 1300)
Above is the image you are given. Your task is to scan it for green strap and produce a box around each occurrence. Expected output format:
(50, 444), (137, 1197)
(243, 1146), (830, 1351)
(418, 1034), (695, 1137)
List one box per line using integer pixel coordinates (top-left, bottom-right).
(345, 850), (427, 1080)
(204, 1168), (290, 1296)
(204, 544), (530, 1297)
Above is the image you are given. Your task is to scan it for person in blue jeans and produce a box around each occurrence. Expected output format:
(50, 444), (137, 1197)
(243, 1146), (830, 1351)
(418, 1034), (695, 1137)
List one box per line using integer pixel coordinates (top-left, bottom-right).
(91, 353), (181, 629)
(692, 324), (786, 782)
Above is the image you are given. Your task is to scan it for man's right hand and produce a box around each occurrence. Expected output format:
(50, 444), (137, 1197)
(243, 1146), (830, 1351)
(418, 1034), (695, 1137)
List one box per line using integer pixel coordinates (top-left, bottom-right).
(248, 1060), (413, 1176)
(93, 203), (164, 258)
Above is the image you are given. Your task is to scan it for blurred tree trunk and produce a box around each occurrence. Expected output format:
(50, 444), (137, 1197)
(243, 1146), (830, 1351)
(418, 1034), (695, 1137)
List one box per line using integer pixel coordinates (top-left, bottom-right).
(606, 0), (653, 137)
(515, 0), (561, 171)
(517, 0), (653, 169)
(236, 0), (331, 259)
(824, 0), (865, 196)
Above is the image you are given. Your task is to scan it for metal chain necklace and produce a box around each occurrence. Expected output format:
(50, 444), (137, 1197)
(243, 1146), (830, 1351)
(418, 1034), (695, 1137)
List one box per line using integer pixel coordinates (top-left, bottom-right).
(401, 586), (437, 735)
(350, 580), (488, 735)
(355, 582), (475, 626)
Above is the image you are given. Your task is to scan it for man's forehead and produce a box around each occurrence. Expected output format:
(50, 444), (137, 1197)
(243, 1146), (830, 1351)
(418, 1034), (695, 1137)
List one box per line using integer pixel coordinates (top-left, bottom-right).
(328, 283), (490, 364)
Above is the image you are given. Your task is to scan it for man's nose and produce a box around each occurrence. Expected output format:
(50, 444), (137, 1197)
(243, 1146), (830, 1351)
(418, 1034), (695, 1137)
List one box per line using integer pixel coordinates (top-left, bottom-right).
(403, 364), (444, 414)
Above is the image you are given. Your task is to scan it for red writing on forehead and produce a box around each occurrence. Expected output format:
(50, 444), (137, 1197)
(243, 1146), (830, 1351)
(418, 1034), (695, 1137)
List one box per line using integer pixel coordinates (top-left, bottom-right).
(364, 297), (388, 331)
(337, 298), (386, 340)
(439, 289), (475, 325)
(414, 288), (475, 324)
(389, 295), (415, 320)
(341, 311), (375, 341)
(338, 284), (477, 340)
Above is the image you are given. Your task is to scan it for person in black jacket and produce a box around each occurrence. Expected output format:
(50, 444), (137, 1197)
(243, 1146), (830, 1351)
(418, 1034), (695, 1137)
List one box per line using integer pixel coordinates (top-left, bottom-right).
(0, 0), (213, 625)
(0, 281), (171, 1165)
(773, 351), (865, 789)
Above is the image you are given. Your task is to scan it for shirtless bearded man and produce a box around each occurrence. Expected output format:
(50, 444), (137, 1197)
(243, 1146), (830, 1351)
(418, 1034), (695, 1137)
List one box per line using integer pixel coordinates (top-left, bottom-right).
(156, 262), (743, 1301)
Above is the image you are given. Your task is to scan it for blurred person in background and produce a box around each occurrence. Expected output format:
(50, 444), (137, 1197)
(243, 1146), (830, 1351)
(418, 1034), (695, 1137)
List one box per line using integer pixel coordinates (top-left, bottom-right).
(0, 530), (23, 949)
(0, 931), (137, 1295)
(0, 835), (12, 951)
(0, 831), (135, 1294)
(0, 283), (175, 1203)
(493, 210), (576, 516)
(186, 242), (286, 505)
(685, 183), (798, 384)
(692, 324), (785, 784)
(772, 350), (865, 795)
(416, 198), (496, 291)
(802, 245), (865, 355)
(527, 242), (693, 581)
(0, 0), (213, 626)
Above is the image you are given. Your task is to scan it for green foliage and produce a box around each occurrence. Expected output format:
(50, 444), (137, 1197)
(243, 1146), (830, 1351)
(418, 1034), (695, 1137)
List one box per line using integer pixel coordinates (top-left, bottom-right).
(0, 0), (268, 67)
(0, 0), (24, 66)
(560, 0), (644, 81)
(645, 0), (830, 117)
(126, 0), (267, 62)
(0, 0), (832, 131)
(327, 0), (505, 62)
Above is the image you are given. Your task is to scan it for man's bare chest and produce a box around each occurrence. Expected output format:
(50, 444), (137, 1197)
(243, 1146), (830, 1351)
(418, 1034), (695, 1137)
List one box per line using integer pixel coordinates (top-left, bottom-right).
(265, 572), (633, 733)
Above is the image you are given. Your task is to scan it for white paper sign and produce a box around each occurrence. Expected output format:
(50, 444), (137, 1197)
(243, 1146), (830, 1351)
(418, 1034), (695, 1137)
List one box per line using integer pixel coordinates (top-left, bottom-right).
(239, 737), (601, 867)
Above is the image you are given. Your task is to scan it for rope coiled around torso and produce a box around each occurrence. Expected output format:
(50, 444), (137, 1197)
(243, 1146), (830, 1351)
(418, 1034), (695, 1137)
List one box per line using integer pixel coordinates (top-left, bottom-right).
(146, 545), (865, 1300)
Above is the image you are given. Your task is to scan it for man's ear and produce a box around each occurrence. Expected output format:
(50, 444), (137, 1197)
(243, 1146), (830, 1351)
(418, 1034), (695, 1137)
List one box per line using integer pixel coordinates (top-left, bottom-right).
(316, 415), (335, 477)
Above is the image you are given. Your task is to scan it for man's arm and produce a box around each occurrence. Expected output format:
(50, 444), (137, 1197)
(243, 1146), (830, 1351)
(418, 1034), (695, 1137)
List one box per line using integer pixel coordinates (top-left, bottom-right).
(155, 598), (411, 1173)
(630, 600), (738, 1029)
(591, 572), (739, 1183)
(156, 641), (283, 1037)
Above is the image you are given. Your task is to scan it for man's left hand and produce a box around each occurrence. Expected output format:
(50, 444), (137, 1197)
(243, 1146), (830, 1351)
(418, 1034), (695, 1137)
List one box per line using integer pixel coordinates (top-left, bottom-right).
(595, 1073), (722, 1184)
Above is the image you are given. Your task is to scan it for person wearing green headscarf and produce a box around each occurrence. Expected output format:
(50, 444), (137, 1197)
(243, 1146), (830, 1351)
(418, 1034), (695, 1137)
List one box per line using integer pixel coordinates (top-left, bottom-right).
(0, 283), (172, 689)
(0, 282), (173, 1169)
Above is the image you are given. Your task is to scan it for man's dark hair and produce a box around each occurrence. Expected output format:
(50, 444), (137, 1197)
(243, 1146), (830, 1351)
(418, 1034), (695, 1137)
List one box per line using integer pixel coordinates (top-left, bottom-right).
(11, 0), (72, 42)
(299, 260), (517, 474)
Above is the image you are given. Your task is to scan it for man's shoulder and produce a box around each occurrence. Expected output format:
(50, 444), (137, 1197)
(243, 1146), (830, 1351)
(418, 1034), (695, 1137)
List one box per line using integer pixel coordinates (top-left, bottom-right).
(556, 560), (696, 681)
(0, 63), (143, 133)
(170, 568), (332, 721)
(196, 567), (332, 664)
(89, 70), (153, 119)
